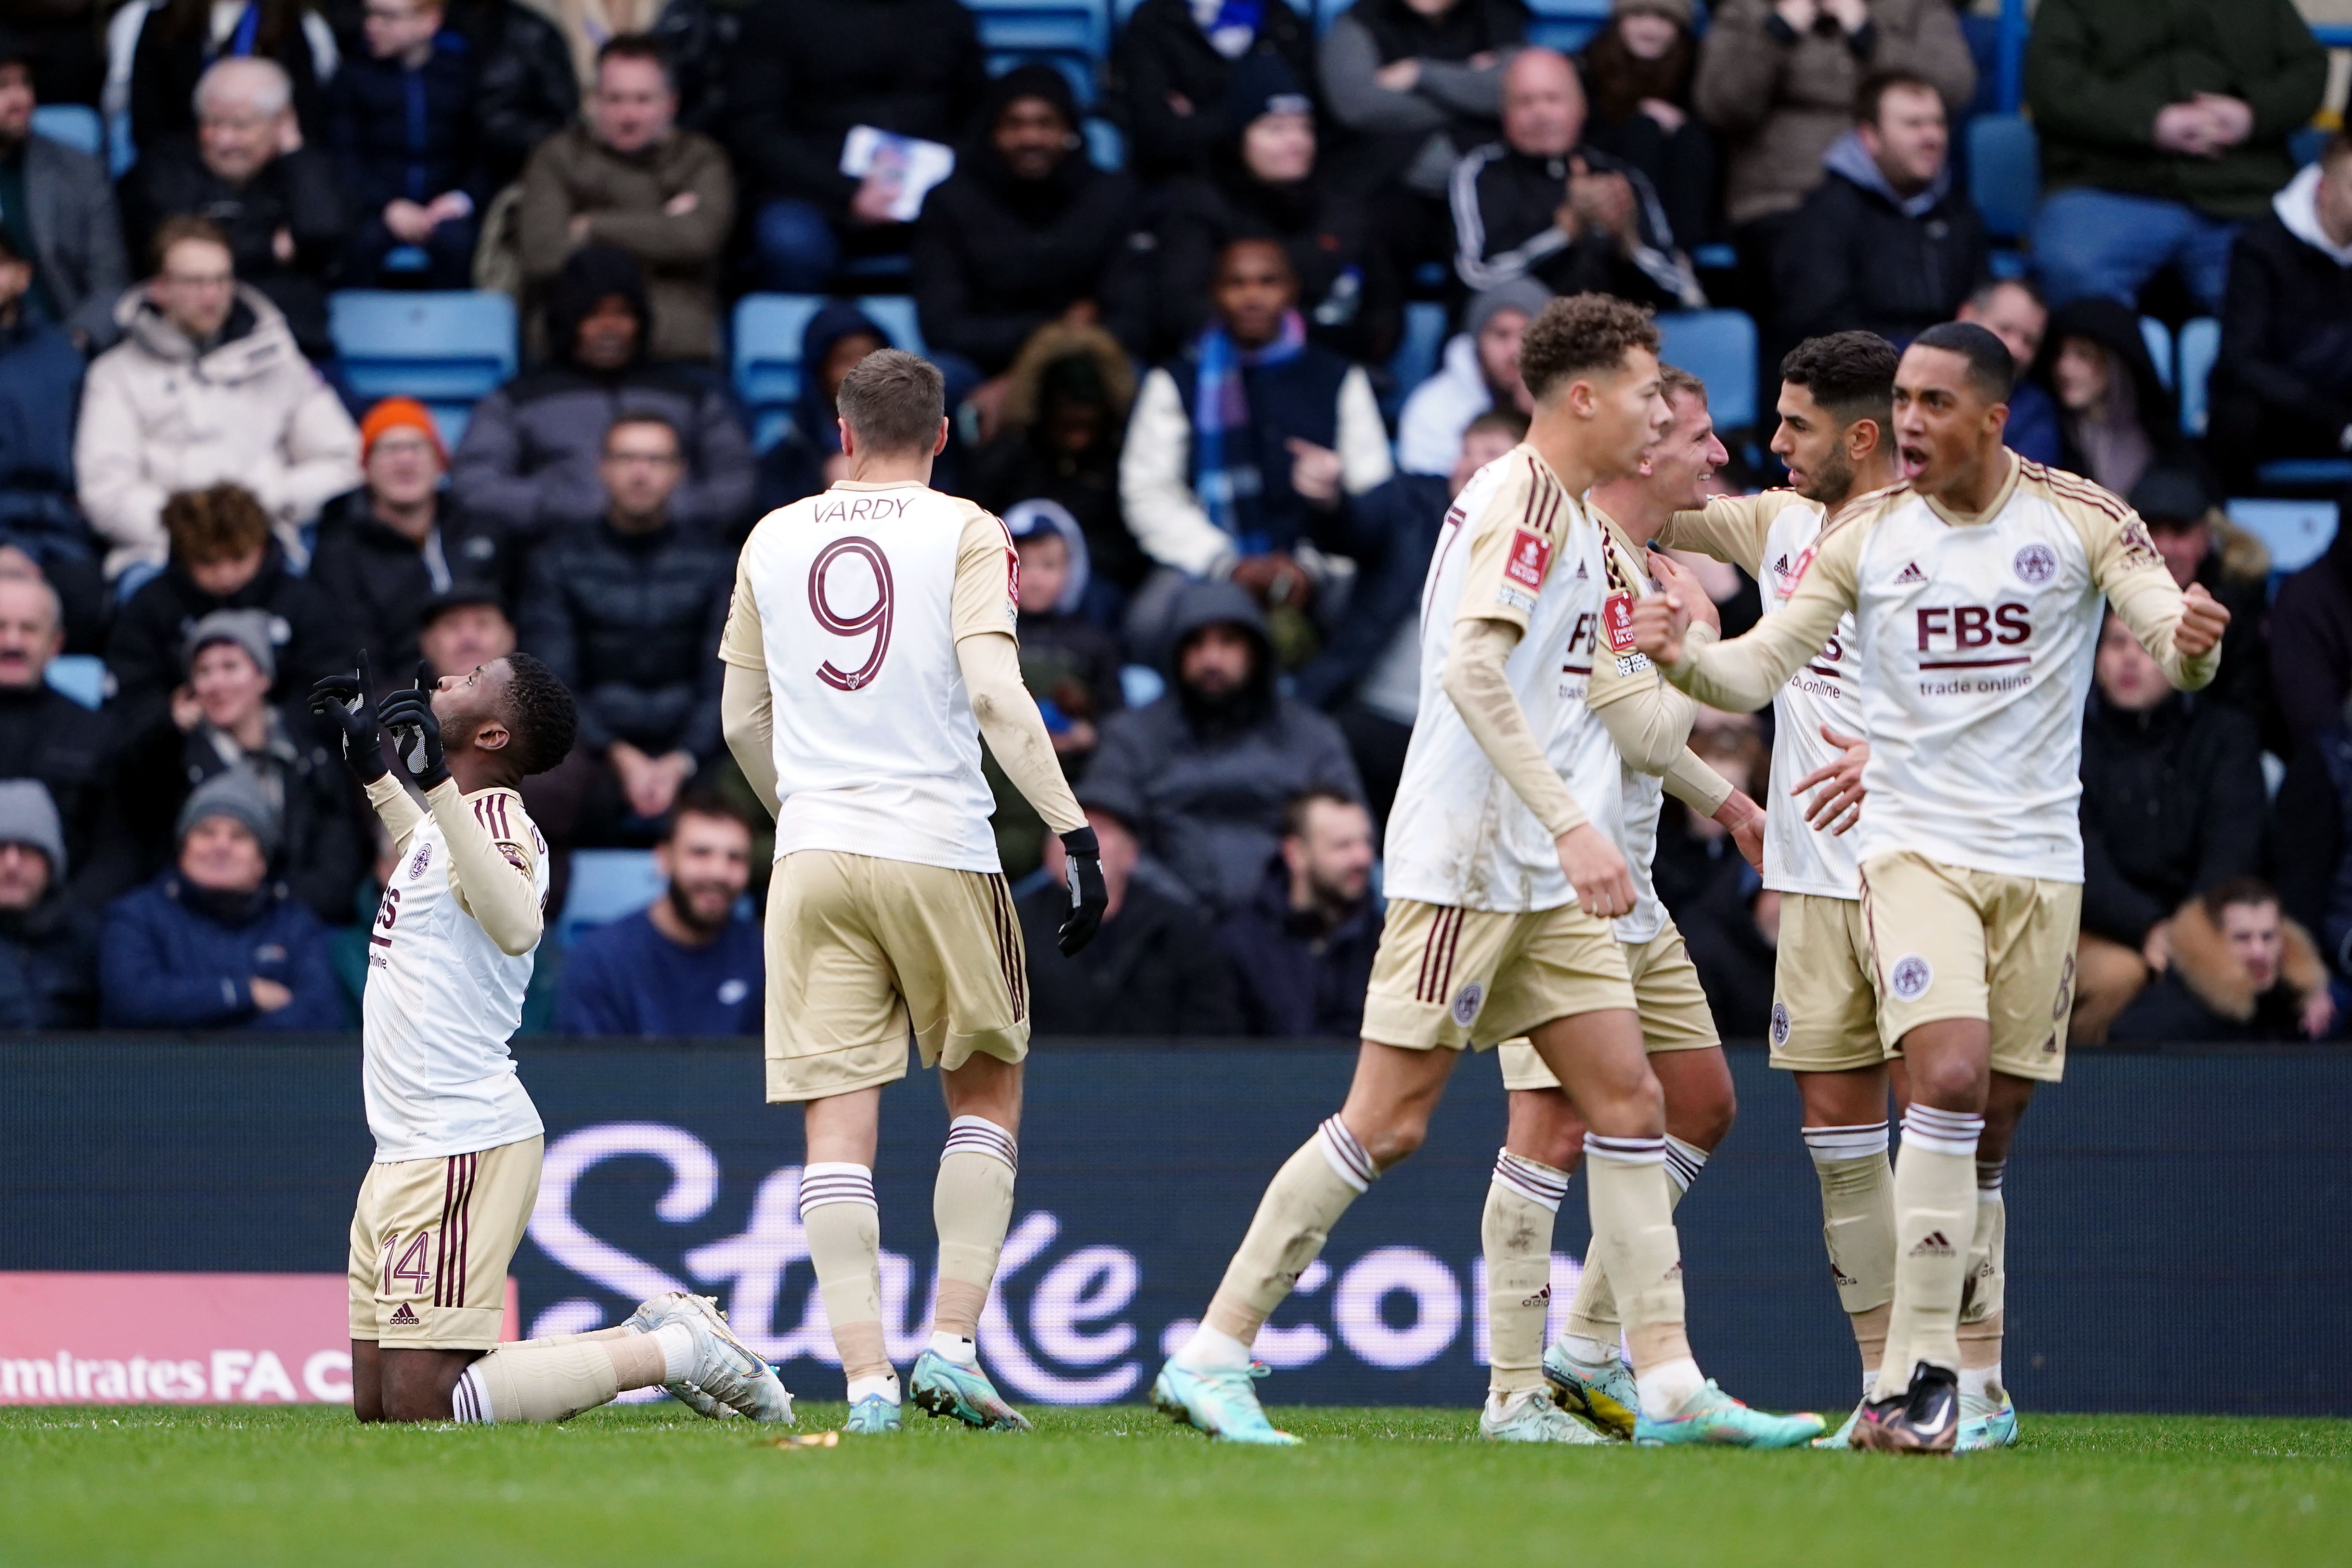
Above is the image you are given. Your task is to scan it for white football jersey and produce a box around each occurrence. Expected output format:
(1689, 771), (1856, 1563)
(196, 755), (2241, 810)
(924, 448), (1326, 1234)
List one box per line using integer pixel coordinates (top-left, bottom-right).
(723, 481), (1018, 875)
(1666, 490), (1883, 900)
(361, 788), (548, 1163)
(1668, 460), (2216, 884)
(1581, 518), (1671, 945)
(1384, 446), (1612, 913)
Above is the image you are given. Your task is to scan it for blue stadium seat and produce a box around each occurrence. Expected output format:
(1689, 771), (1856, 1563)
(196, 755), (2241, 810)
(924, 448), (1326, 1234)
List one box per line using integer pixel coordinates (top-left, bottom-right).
(972, 0), (1107, 104)
(1386, 300), (1449, 415)
(731, 293), (924, 451)
(1522, 0), (1610, 54)
(2139, 316), (2172, 391)
(1085, 116), (1125, 171)
(1656, 309), (1756, 430)
(1967, 114), (2038, 243)
(2176, 316), (2218, 437)
(106, 107), (134, 178)
(328, 291), (518, 434)
(44, 654), (104, 711)
(557, 849), (663, 947)
(2228, 498), (2336, 575)
(30, 104), (101, 157)
(2255, 458), (2352, 490)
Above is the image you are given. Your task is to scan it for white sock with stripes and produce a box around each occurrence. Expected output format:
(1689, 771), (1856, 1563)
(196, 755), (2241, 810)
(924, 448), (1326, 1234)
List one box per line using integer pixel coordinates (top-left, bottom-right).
(1878, 1104), (1983, 1399)
(1562, 1135), (1708, 1363)
(1805, 1120), (1896, 1382)
(1185, 1116), (1375, 1368)
(801, 1162), (895, 1397)
(1484, 1149), (1570, 1397)
(931, 1116), (1018, 1366)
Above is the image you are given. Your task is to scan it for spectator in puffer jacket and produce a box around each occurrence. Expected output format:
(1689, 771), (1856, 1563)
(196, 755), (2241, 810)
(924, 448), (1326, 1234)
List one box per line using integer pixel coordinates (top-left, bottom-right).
(74, 218), (361, 579)
(442, 0), (578, 188)
(0, 780), (99, 1027)
(2210, 132), (2352, 490)
(1018, 784), (1242, 1036)
(915, 63), (1144, 416)
(104, 482), (346, 741)
(518, 412), (733, 842)
(326, 0), (485, 289)
(119, 56), (352, 359)
(112, 608), (366, 925)
(726, 0), (989, 291)
(1081, 578), (1362, 914)
(1771, 69), (1984, 348)
(449, 245), (754, 545)
(1215, 788), (1380, 1037)
(98, 767), (345, 1030)
(2069, 611), (2266, 1045)
(1450, 48), (1702, 309)
(2111, 878), (2336, 1044)
(968, 322), (1144, 605)
(517, 33), (736, 365)
(307, 398), (511, 684)
(1109, 0), (1318, 185)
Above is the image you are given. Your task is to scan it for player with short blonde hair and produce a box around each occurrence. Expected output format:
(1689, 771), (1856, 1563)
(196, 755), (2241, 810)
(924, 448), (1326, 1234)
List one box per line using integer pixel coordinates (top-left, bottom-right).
(719, 347), (1105, 1435)
(311, 653), (793, 1425)
(1151, 295), (1819, 1449)
(1632, 322), (2231, 1453)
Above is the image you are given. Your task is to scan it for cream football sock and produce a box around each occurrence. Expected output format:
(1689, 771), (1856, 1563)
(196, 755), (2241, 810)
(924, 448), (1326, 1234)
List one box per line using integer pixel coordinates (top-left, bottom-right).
(1877, 1105), (1982, 1400)
(1561, 1135), (1706, 1361)
(1583, 1133), (1699, 1419)
(448, 1324), (692, 1424)
(1483, 1150), (1569, 1400)
(801, 1162), (897, 1400)
(1803, 1121), (1897, 1391)
(930, 1116), (1018, 1365)
(1181, 1117), (1375, 1370)
(1959, 1158), (2007, 1402)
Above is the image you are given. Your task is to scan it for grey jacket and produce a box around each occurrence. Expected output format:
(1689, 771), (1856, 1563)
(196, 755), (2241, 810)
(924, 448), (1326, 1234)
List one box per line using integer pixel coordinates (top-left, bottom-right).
(23, 135), (130, 350)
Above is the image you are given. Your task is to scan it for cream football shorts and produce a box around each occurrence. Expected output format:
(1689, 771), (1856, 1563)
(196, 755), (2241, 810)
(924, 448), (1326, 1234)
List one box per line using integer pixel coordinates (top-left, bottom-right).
(1766, 891), (1890, 1073)
(764, 849), (1030, 1102)
(1361, 898), (1634, 1052)
(1498, 921), (1717, 1090)
(1858, 851), (2081, 1083)
(348, 1134), (542, 1350)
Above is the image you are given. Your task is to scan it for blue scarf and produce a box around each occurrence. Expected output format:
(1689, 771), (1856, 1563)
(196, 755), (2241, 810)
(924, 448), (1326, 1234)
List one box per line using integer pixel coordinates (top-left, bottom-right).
(1192, 309), (1306, 556)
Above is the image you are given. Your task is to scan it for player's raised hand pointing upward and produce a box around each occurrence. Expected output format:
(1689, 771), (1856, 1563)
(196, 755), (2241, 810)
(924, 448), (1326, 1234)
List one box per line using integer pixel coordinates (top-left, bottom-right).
(2172, 581), (2230, 660)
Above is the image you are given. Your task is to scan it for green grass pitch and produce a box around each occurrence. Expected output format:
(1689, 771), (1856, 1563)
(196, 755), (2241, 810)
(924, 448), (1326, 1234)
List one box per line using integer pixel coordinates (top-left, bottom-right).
(3, 1403), (2345, 1566)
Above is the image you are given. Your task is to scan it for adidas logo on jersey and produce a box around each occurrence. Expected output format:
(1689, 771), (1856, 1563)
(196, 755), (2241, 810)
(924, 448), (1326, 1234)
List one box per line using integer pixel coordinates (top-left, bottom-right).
(1908, 1231), (1956, 1258)
(388, 1302), (420, 1325)
(1894, 561), (1927, 585)
(1770, 553), (1792, 582)
(1574, 559), (1589, 580)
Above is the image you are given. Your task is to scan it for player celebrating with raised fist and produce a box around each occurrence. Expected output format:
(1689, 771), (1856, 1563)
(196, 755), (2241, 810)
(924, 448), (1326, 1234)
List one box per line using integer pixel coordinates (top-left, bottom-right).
(312, 656), (794, 1426)
(1631, 323), (2230, 1454)
(719, 349), (1105, 1436)
(1153, 294), (1819, 1449)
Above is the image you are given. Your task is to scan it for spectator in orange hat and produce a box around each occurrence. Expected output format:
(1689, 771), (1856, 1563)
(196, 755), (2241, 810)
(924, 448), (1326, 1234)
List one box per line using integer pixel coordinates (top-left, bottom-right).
(309, 397), (510, 683)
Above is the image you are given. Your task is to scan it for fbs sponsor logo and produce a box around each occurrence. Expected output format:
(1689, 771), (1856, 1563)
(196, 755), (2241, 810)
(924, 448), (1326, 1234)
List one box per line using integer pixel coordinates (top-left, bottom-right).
(1908, 1231), (1956, 1258)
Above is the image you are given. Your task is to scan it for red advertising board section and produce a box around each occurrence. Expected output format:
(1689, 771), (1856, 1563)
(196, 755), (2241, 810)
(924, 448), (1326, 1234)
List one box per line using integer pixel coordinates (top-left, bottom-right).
(0, 1273), (520, 1404)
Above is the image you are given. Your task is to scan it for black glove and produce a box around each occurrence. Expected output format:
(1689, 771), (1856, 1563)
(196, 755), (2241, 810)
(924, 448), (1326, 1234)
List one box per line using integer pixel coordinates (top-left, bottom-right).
(375, 661), (449, 790)
(1056, 825), (1107, 957)
(308, 651), (388, 783)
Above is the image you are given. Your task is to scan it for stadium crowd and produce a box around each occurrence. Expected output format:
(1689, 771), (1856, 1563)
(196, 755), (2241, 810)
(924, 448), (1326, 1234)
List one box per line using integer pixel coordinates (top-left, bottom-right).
(0, 0), (2340, 1045)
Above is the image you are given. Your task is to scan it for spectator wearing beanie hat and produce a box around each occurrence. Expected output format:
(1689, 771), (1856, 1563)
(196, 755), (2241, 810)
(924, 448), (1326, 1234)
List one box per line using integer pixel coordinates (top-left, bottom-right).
(99, 767), (345, 1030)
(114, 607), (368, 925)
(450, 245), (754, 545)
(1108, 0), (1318, 184)
(311, 398), (511, 681)
(1149, 51), (1402, 366)
(914, 62), (1148, 415)
(104, 482), (345, 742)
(0, 778), (99, 1027)
(1396, 275), (1548, 474)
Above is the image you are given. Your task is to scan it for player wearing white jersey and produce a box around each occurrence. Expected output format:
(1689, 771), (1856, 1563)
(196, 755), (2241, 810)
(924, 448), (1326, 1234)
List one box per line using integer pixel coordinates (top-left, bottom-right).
(1653, 334), (1925, 1444)
(1152, 294), (1817, 1450)
(718, 349), (1105, 1436)
(310, 655), (791, 1426)
(1632, 324), (2231, 1453)
(1475, 370), (1781, 1444)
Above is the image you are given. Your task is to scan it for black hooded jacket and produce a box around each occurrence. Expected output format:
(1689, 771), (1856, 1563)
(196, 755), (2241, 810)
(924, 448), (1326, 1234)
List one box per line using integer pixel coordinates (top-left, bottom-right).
(2269, 495), (2352, 746)
(2040, 296), (2193, 500)
(755, 300), (891, 512)
(914, 65), (1146, 376)
(1108, 0), (1319, 183)
(1081, 580), (1363, 913)
(2078, 689), (2266, 947)
(449, 246), (756, 543)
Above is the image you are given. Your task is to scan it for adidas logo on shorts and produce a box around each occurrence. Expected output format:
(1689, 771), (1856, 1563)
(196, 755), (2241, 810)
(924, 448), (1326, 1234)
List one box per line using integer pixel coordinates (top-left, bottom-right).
(1909, 1231), (1955, 1258)
(389, 1302), (420, 1325)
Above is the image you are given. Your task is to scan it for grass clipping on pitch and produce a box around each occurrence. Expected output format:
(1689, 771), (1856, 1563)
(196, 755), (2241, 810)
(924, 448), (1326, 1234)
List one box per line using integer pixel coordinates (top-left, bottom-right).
(0, 1404), (2345, 1566)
